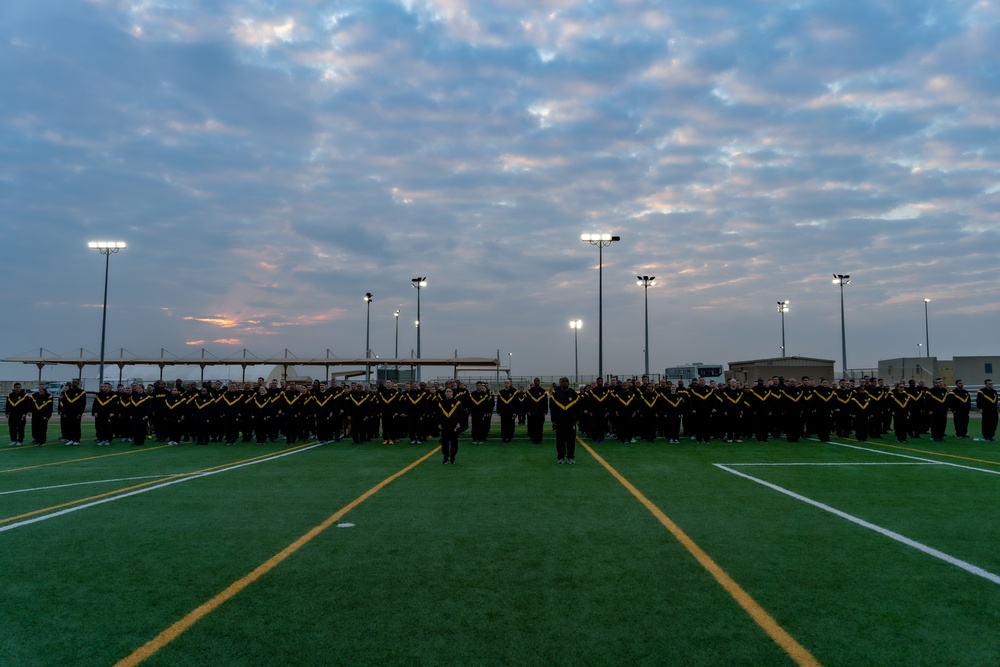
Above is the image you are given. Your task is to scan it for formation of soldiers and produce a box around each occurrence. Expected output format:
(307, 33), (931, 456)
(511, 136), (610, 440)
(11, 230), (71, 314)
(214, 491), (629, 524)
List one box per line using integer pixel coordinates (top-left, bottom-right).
(573, 375), (998, 445)
(5, 374), (998, 448)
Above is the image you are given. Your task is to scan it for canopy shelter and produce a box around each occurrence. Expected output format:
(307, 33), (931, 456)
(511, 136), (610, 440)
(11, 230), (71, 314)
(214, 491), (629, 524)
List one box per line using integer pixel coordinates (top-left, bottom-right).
(1, 348), (503, 384)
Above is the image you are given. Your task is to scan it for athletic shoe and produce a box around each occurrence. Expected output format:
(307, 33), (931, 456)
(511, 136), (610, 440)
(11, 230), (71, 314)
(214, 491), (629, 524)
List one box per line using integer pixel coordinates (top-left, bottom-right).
(568, 458), (575, 464)
(557, 458), (566, 464)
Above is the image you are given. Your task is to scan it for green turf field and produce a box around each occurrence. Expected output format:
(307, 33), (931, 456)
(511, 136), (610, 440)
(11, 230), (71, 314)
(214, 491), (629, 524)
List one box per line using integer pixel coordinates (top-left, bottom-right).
(2, 421), (999, 666)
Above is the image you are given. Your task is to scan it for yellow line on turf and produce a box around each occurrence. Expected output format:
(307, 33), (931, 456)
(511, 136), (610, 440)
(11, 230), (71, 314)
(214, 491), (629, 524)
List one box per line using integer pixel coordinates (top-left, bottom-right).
(0, 444), (176, 474)
(114, 445), (441, 667)
(580, 438), (823, 667)
(0, 442), (319, 524)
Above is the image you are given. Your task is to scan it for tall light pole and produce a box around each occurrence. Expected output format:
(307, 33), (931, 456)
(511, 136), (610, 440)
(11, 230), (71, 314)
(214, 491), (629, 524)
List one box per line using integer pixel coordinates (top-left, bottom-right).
(570, 320), (583, 384)
(364, 293), (373, 383)
(923, 298), (930, 358)
(394, 309), (400, 380)
(637, 276), (655, 375)
(581, 233), (620, 379)
(777, 300), (789, 358)
(89, 241), (127, 386)
(411, 277), (426, 382)
(833, 274), (851, 379)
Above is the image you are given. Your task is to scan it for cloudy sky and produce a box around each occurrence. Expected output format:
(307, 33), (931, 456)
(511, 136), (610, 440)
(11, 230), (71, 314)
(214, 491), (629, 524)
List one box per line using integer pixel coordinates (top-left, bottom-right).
(2, 0), (998, 382)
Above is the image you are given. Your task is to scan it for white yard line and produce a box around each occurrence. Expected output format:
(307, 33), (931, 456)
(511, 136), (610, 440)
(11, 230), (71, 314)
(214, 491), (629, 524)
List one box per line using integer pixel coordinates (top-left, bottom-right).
(714, 462), (1000, 586)
(0, 444), (324, 533)
(722, 462), (940, 467)
(0, 475), (174, 495)
(817, 439), (1000, 476)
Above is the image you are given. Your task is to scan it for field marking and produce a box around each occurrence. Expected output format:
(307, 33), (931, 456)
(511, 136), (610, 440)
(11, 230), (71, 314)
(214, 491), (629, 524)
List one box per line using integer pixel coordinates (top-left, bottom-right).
(0, 442), (322, 531)
(821, 440), (1000, 476)
(113, 446), (441, 667)
(724, 462), (940, 467)
(580, 439), (823, 667)
(0, 444), (175, 474)
(0, 475), (174, 495)
(715, 463), (1000, 587)
(814, 437), (1000, 467)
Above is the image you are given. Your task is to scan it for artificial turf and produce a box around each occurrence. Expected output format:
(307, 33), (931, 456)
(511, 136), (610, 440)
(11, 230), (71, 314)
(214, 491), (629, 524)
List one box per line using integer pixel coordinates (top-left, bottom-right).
(1, 420), (998, 666)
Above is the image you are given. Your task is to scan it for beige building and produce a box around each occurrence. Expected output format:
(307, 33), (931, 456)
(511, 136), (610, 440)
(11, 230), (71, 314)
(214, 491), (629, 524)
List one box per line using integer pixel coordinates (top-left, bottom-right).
(727, 356), (836, 384)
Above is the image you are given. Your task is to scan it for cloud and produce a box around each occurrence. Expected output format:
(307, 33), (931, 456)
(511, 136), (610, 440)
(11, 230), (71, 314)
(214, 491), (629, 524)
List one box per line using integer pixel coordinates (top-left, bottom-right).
(3, 0), (1000, 380)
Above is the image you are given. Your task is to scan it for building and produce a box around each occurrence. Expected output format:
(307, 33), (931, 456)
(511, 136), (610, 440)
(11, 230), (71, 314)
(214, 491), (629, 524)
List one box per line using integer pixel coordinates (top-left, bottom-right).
(727, 356), (836, 384)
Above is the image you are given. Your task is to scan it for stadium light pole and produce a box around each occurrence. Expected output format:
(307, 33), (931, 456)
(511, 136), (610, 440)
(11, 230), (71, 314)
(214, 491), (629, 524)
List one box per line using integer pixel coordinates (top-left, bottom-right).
(777, 300), (789, 358)
(581, 233), (620, 379)
(833, 274), (851, 379)
(394, 309), (400, 380)
(923, 298), (930, 358)
(570, 319), (583, 384)
(364, 293), (373, 384)
(88, 241), (127, 386)
(411, 277), (426, 382)
(637, 276), (656, 376)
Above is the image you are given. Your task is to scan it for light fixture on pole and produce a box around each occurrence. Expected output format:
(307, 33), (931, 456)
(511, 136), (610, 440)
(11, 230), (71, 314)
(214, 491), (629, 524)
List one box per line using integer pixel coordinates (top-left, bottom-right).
(832, 274), (851, 379)
(88, 241), (127, 386)
(581, 233), (620, 379)
(918, 342), (923, 358)
(637, 276), (656, 376)
(777, 300), (789, 358)
(923, 298), (930, 358)
(411, 277), (426, 382)
(570, 319), (583, 384)
(364, 293), (373, 383)
(394, 309), (400, 380)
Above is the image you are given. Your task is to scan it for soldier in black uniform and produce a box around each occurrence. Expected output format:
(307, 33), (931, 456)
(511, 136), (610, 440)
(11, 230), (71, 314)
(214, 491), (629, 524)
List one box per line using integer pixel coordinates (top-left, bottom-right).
(436, 387), (467, 464)
(810, 378), (835, 443)
(495, 380), (518, 444)
(5, 382), (31, 446)
(30, 386), (54, 445)
(550, 377), (581, 464)
(163, 386), (187, 445)
(587, 377), (611, 443)
(888, 382), (912, 443)
(468, 381), (494, 444)
(129, 384), (153, 446)
(525, 378), (548, 444)
(924, 378), (949, 442)
(91, 382), (118, 446)
(976, 379), (997, 442)
(780, 378), (805, 442)
(59, 379), (87, 445)
(687, 378), (715, 443)
(948, 380), (972, 439)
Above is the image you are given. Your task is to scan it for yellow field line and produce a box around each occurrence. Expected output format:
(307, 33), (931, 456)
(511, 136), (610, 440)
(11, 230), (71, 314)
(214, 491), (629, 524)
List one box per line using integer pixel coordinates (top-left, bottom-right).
(0, 444), (176, 473)
(580, 438), (823, 667)
(0, 443), (319, 524)
(114, 446), (441, 667)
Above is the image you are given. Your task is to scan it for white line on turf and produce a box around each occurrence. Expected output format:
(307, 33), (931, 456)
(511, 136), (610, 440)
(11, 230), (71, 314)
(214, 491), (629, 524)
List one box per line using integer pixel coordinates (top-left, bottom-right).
(715, 463), (1000, 586)
(721, 462), (941, 467)
(0, 444), (324, 533)
(822, 439), (1000, 476)
(0, 476), (175, 495)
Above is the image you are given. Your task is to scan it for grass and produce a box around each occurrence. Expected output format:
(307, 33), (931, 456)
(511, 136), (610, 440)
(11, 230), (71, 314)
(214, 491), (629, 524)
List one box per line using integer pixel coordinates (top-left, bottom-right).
(2, 419), (999, 666)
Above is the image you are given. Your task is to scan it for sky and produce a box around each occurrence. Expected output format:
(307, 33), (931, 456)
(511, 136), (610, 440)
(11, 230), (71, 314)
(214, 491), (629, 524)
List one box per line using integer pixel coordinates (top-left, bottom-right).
(2, 0), (999, 383)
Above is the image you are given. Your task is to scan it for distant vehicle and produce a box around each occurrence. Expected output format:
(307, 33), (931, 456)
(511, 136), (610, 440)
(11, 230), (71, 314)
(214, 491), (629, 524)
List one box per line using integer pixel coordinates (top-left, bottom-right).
(45, 381), (67, 396)
(664, 363), (725, 385)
